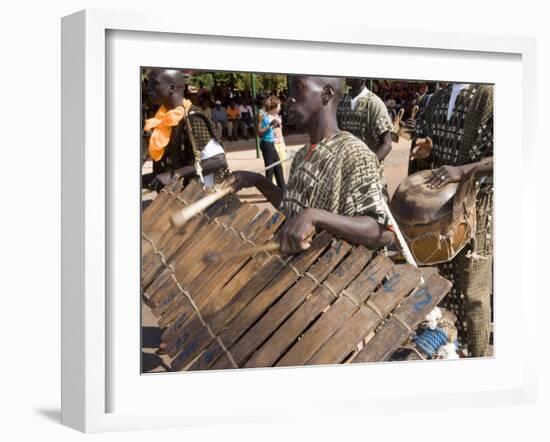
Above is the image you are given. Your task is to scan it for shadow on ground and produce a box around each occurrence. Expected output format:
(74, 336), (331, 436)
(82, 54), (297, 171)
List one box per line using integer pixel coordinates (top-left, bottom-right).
(142, 326), (163, 349)
(142, 351), (170, 373)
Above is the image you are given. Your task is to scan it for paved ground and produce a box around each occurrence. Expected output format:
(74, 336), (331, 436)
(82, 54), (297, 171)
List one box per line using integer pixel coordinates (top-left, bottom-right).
(141, 133), (413, 372)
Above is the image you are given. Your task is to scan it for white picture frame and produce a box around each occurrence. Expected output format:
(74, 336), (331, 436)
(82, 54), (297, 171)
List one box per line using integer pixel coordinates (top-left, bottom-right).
(61, 9), (537, 433)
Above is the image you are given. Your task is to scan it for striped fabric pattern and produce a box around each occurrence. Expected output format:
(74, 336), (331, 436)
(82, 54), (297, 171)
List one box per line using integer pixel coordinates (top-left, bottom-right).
(281, 131), (389, 226)
(336, 91), (393, 151)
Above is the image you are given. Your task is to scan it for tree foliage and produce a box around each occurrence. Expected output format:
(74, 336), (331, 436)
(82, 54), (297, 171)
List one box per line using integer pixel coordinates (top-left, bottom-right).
(189, 71), (288, 94)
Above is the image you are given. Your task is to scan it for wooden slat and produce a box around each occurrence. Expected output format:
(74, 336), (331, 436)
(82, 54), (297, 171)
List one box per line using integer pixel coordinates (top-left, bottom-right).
(227, 240), (352, 367)
(143, 180), (202, 243)
(192, 234), (334, 371)
(141, 177), (188, 233)
(169, 253), (283, 371)
(189, 209), (278, 296)
(154, 183), (214, 253)
(186, 209), (281, 301)
(143, 267), (173, 308)
(277, 255), (394, 367)
(154, 202), (254, 325)
(351, 273), (452, 363)
(143, 196), (231, 296)
(162, 210), (284, 356)
(154, 180), (207, 247)
(244, 247), (373, 369)
(163, 208), (276, 329)
(141, 183), (221, 288)
(146, 198), (241, 313)
(306, 264), (422, 365)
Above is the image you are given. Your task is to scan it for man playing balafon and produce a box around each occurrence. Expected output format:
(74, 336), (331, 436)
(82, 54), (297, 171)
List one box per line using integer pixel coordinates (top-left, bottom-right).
(226, 76), (395, 253)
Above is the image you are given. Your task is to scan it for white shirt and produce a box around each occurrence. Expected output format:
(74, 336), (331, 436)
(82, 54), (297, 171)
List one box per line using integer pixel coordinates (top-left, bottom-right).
(200, 139), (225, 188)
(238, 104), (252, 114)
(447, 83), (469, 121)
(350, 86), (370, 111)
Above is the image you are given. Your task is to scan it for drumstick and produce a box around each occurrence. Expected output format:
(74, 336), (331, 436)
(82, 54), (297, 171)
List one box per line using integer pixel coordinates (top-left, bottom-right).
(171, 185), (235, 228)
(203, 241), (280, 264)
(202, 226), (314, 264)
(380, 198), (423, 282)
(171, 154), (296, 229)
(255, 153), (295, 173)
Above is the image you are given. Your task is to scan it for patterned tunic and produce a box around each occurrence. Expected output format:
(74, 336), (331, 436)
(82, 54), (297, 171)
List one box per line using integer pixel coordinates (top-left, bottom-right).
(414, 84), (493, 170)
(336, 91), (393, 152)
(411, 84), (494, 356)
(281, 131), (388, 226)
(152, 106), (229, 183)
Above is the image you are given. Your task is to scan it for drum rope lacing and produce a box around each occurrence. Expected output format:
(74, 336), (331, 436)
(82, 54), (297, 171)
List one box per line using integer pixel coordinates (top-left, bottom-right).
(142, 231), (175, 272)
(399, 204), (476, 265)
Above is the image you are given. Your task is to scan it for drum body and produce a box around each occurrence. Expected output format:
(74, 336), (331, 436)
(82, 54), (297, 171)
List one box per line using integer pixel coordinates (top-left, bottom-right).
(390, 169), (477, 266)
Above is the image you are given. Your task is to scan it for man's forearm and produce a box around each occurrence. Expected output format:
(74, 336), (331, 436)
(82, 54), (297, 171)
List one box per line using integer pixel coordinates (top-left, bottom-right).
(376, 132), (393, 162)
(173, 154), (228, 178)
(254, 175), (284, 208)
(462, 156), (493, 178)
(200, 154), (228, 175)
(308, 208), (394, 249)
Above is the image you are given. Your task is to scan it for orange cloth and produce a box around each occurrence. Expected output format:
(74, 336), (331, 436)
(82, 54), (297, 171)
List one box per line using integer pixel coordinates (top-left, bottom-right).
(226, 106), (240, 120)
(144, 99), (192, 161)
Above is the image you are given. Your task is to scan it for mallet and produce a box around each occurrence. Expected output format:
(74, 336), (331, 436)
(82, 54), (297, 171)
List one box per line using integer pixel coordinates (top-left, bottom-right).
(202, 227), (314, 264)
(170, 154), (295, 229)
(171, 185), (235, 229)
(202, 241), (280, 264)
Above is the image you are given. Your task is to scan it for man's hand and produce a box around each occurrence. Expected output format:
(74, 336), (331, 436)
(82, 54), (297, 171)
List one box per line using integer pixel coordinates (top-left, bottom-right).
(147, 172), (177, 192)
(147, 176), (165, 192)
(425, 165), (466, 189)
(222, 171), (263, 191)
(278, 209), (317, 254)
(411, 137), (433, 160)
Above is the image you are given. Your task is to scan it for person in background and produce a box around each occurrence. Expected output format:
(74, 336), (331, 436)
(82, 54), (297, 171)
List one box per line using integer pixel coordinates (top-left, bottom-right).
(257, 95), (285, 189)
(226, 101), (243, 141)
(337, 78), (393, 162)
(267, 96), (287, 182)
(141, 69), (228, 192)
(212, 100), (233, 141)
(238, 99), (254, 139)
(197, 81), (208, 100)
(198, 95), (212, 120)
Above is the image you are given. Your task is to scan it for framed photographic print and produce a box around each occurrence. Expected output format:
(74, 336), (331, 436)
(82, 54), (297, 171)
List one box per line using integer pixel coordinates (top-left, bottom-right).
(61, 9), (537, 433)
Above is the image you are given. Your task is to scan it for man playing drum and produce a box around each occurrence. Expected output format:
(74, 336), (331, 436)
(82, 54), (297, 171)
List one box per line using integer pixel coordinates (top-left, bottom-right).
(409, 83), (494, 357)
(226, 76), (395, 254)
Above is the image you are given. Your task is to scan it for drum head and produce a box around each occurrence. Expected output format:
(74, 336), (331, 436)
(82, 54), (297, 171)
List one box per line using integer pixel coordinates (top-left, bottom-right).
(390, 170), (459, 225)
